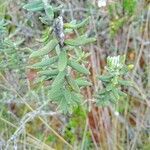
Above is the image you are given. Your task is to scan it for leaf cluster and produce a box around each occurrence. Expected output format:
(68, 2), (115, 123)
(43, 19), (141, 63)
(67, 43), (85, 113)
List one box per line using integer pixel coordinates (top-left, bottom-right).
(23, 0), (63, 24)
(24, 1), (134, 113)
(0, 19), (27, 73)
(25, 1), (95, 113)
(96, 55), (133, 106)
(108, 0), (137, 36)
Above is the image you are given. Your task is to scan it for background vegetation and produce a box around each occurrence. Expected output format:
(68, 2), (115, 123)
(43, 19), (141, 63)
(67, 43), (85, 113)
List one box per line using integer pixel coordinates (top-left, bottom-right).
(0, 0), (149, 149)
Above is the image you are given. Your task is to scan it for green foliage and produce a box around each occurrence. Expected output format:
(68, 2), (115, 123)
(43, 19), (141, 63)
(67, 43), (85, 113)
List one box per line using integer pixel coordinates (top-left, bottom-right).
(43, 2), (54, 20)
(30, 56), (58, 69)
(96, 55), (133, 106)
(0, 0), (7, 18)
(38, 69), (59, 76)
(29, 39), (58, 58)
(0, 0), (149, 149)
(51, 71), (66, 87)
(68, 59), (90, 75)
(23, 0), (62, 24)
(0, 14), (29, 108)
(64, 35), (96, 46)
(0, 19), (27, 73)
(75, 78), (92, 87)
(64, 107), (86, 144)
(108, 0), (137, 37)
(58, 50), (67, 71)
(23, 0), (44, 12)
(26, 4), (95, 113)
(123, 0), (137, 15)
(0, 19), (6, 33)
(108, 2), (125, 37)
(110, 17), (125, 37)
(24, 0), (133, 114)
(64, 17), (90, 29)
(66, 75), (80, 92)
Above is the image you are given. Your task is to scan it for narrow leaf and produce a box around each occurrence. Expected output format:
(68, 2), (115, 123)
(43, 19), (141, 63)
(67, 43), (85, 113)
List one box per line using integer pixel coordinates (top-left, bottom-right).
(64, 35), (96, 46)
(44, 4), (54, 20)
(52, 71), (66, 87)
(64, 89), (72, 103)
(64, 17), (89, 29)
(48, 87), (63, 101)
(118, 79), (133, 86)
(99, 75), (113, 82)
(66, 75), (80, 92)
(75, 78), (92, 87)
(112, 88), (120, 100)
(38, 69), (59, 76)
(53, 5), (63, 12)
(30, 56), (58, 68)
(68, 59), (90, 75)
(58, 50), (67, 71)
(23, 0), (44, 12)
(58, 97), (70, 114)
(71, 92), (83, 103)
(30, 39), (58, 58)
(110, 93), (117, 103)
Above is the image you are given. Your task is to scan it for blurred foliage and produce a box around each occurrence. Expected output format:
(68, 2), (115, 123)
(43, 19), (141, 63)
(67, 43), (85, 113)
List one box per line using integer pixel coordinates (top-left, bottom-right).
(64, 107), (86, 144)
(108, 0), (137, 37)
(123, 0), (137, 15)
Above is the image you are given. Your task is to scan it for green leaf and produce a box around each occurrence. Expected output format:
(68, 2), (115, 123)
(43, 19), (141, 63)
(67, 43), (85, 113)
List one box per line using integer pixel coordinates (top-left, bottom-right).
(123, 0), (137, 15)
(52, 71), (66, 87)
(23, 0), (44, 12)
(75, 78), (92, 87)
(48, 86), (63, 101)
(44, 4), (54, 20)
(112, 88), (120, 100)
(64, 89), (72, 103)
(53, 5), (63, 12)
(96, 93), (110, 106)
(30, 39), (58, 58)
(59, 97), (71, 114)
(30, 56), (58, 68)
(99, 75), (113, 82)
(118, 79), (133, 86)
(71, 92), (83, 104)
(0, 1), (6, 19)
(106, 85), (114, 92)
(38, 69), (59, 76)
(99, 89), (107, 95)
(58, 50), (67, 71)
(64, 17), (89, 29)
(109, 92), (117, 103)
(64, 35), (96, 46)
(66, 75), (80, 92)
(68, 59), (90, 75)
